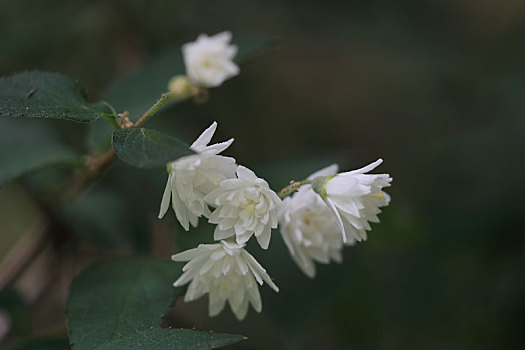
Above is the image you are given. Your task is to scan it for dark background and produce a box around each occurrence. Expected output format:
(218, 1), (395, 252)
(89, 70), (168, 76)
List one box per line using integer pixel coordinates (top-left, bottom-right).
(1, 0), (524, 349)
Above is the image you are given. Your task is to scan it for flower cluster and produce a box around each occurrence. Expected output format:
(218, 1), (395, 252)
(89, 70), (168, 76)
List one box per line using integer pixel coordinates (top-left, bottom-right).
(158, 31), (392, 321)
(280, 160), (392, 278)
(159, 121), (282, 320)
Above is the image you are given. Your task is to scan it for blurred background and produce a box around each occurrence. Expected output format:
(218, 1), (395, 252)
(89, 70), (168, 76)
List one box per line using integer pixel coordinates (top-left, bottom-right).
(1, 0), (524, 349)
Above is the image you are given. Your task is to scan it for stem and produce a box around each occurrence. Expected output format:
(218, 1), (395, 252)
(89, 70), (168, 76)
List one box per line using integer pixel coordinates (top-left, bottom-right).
(277, 179), (312, 199)
(63, 149), (116, 202)
(133, 92), (174, 128)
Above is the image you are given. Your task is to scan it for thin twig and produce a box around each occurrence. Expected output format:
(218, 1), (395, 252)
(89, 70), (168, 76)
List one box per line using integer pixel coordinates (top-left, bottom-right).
(63, 149), (116, 202)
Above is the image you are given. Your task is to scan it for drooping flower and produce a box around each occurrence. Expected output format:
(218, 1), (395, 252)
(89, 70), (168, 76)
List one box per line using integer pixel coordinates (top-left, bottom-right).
(279, 164), (344, 278)
(204, 166), (282, 249)
(312, 159), (392, 244)
(182, 31), (240, 88)
(172, 240), (279, 320)
(158, 122), (237, 230)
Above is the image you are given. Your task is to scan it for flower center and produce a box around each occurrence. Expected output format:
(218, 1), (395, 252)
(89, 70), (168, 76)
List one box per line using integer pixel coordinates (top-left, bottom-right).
(245, 203), (255, 213)
(303, 211), (315, 226)
(220, 280), (229, 292)
(371, 192), (383, 200)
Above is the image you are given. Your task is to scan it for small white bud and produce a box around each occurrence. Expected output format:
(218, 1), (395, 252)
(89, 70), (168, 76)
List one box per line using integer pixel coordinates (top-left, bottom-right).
(167, 75), (193, 99)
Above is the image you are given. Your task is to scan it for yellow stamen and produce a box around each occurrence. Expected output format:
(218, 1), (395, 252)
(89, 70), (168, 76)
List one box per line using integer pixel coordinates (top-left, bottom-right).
(371, 192), (383, 200)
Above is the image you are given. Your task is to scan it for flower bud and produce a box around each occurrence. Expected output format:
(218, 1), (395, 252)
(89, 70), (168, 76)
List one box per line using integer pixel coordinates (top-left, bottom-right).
(311, 175), (334, 199)
(167, 75), (193, 99)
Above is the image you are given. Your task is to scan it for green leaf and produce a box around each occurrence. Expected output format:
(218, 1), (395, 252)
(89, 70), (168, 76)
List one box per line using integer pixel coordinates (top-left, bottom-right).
(91, 329), (245, 350)
(66, 258), (244, 350)
(0, 71), (115, 123)
(0, 118), (80, 187)
(88, 118), (114, 155)
(66, 258), (182, 350)
(112, 128), (194, 168)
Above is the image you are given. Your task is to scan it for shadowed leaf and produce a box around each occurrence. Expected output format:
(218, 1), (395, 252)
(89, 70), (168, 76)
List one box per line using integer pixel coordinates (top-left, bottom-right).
(0, 71), (115, 123)
(112, 128), (194, 168)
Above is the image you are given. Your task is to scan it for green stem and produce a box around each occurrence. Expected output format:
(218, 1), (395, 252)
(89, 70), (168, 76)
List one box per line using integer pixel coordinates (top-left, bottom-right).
(277, 179), (312, 199)
(133, 92), (175, 128)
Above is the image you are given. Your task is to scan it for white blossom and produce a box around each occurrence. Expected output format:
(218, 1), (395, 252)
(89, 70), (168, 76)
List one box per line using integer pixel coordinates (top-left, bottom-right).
(204, 166), (282, 250)
(312, 159), (392, 244)
(182, 31), (240, 88)
(279, 165), (344, 278)
(158, 122), (237, 230)
(172, 240), (279, 320)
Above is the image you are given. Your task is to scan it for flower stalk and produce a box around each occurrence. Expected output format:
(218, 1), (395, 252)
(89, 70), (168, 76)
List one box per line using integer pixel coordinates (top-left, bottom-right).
(277, 179), (312, 199)
(133, 92), (175, 128)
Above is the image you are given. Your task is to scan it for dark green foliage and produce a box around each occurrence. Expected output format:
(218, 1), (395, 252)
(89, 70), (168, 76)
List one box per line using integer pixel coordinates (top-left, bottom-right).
(0, 71), (114, 123)
(112, 128), (194, 168)
(65, 258), (244, 350)
(91, 329), (245, 350)
(0, 118), (79, 186)
(61, 190), (143, 248)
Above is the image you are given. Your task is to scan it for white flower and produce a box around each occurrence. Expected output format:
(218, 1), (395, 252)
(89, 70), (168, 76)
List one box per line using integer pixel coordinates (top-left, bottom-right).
(279, 165), (344, 278)
(312, 159), (392, 244)
(158, 122), (237, 230)
(182, 31), (240, 88)
(204, 166), (282, 249)
(172, 240), (279, 320)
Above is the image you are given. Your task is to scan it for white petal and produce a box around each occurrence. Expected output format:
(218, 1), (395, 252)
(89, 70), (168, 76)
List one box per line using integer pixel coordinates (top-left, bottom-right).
(190, 121), (217, 151)
(242, 251), (279, 292)
(213, 31), (232, 44)
(307, 164), (339, 180)
(236, 165), (258, 182)
(325, 198), (348, 243)
(209, 291), (226, 317)
(233, 296), (250, 321)
(200, 138), (234, 155)
(246, 278), (262, 312)
(172, 187), (190, 231)
(172, 244), (216, 261)
(158, 174), (172, 219)
(346, 158), (383, 175)
(173, 271), (194, 287)
(214, 226), (235, 241)
(256, 225), (271, 250)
